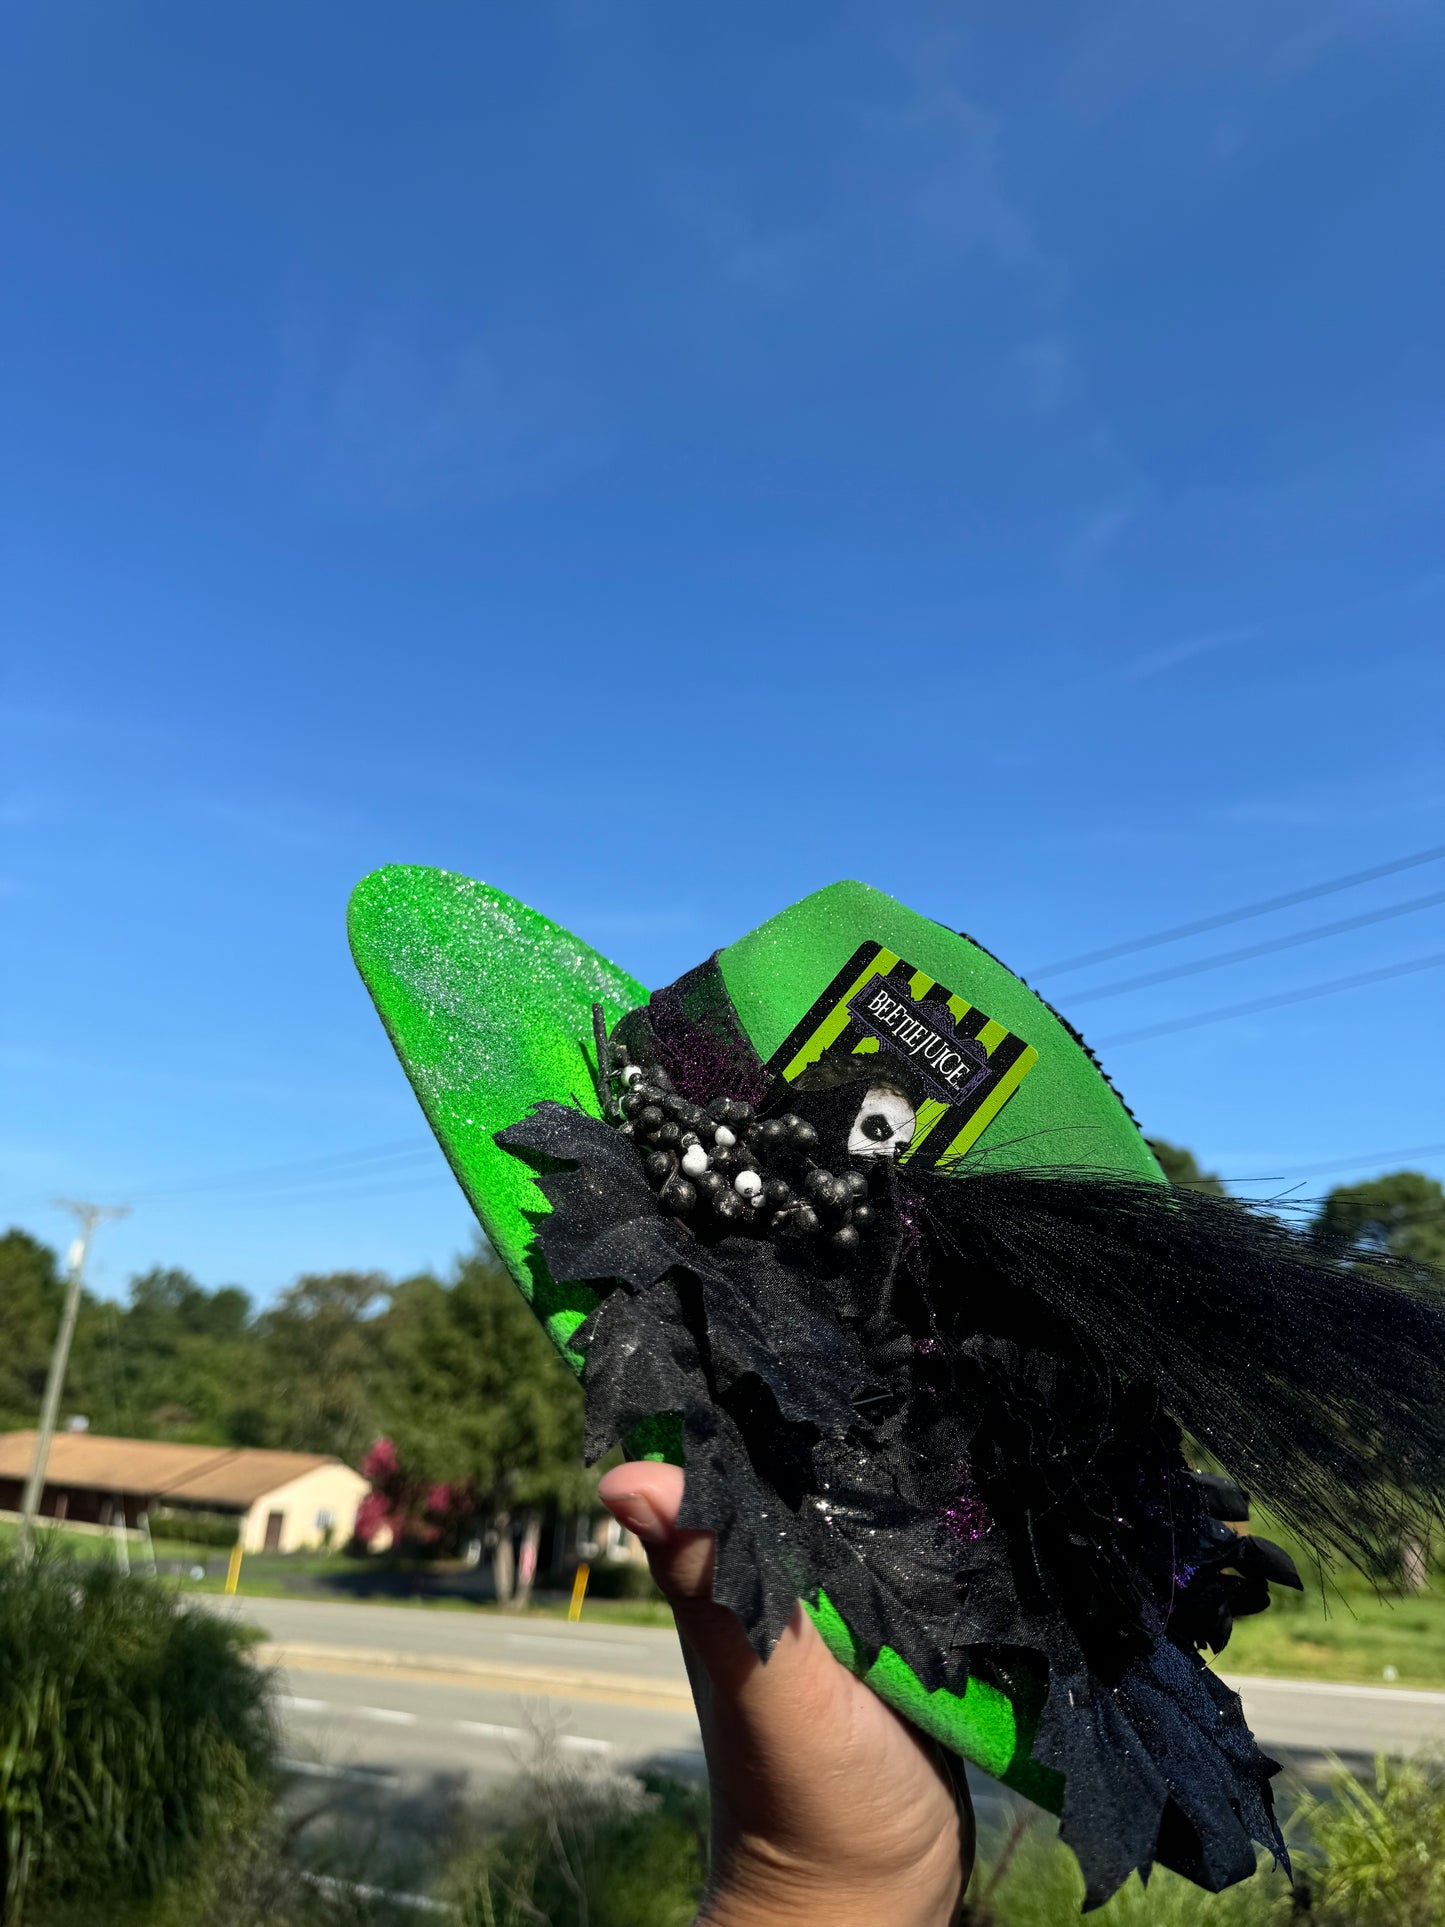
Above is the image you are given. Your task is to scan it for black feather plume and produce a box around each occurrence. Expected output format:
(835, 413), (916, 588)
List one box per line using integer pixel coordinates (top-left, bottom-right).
(498, 1099), (1445, 1906)
(916, 1167), (1445, 1577)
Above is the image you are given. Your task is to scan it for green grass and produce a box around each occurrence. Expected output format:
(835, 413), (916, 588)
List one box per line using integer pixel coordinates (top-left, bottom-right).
(30, 1520), (1443, 1670)
(965, 1815), (1299, 1925)
(0, 1521), (219, 1566)
(181, 1558), (677, 1626)
(1215, 1561), (1445, 1689)
(199, 1547), (1445, 1660)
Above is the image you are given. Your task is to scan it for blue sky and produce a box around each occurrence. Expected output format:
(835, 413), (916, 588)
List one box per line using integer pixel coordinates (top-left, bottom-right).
(4, 1), (1443, 1302)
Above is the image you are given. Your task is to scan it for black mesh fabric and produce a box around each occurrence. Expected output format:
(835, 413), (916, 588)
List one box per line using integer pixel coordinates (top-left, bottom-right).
(611, 953), (770, 1108)
(496, 973), (1445, 1908)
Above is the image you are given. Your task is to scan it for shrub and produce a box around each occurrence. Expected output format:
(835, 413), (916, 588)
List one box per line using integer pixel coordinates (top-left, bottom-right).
(0, 1551), (276, 1925)
(447, 1763), (707, 1927)
(147, 1509), (242, 1551)
(1295, 1753), (1445, 1926)
(585, 1560), (665, 1602)
(964, 1811), (1299, 1925)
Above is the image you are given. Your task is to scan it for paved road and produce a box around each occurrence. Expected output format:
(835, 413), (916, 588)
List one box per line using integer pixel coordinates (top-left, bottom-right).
(200, 1594), (1445, 1835)
(207, 1594), (691, 1687)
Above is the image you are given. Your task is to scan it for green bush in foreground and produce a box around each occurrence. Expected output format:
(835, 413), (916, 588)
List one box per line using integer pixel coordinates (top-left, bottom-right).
(0, 1553), (275, 1926)
(962, 1813), (1297, 1926)
(1295, 1754), (1445, 1927)
(446, 1762), (708, 1927)
(966, 1752), (1445, 1924)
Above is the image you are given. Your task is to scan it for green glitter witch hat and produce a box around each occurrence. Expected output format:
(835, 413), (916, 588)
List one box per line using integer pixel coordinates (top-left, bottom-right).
(348, 866), (1162, 1806)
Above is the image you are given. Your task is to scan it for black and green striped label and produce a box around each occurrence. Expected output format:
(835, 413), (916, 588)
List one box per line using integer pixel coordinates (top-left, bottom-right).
(764, 942), (1038, 1168)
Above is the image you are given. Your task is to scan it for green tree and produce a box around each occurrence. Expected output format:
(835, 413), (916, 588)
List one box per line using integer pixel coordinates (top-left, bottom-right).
(97, 1268), (256, 1444)
(1145, 1139), (1226, 1195)
(1308, 1172), (1445, 1589)
(254, 1271), (388, 1463)
(0, 1230), (67, 1430)
(1310, 1171), (1445, 1280)
(376, 1249), (589, 1604)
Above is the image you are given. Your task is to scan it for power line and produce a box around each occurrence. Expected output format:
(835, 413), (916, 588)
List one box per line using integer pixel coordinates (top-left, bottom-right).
(1228, 1142), (1445, 1184)
(1065, 887), (1445, 1005)
(126, 1136), (436, 1202)
(1095, 950), (1445, 1047)
(1032, 843), (1445, 977)
(175, 1170), (460, 1209)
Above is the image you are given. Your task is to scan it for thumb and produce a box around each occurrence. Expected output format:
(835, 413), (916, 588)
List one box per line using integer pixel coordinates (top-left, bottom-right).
(597, 1461), (763, 1690)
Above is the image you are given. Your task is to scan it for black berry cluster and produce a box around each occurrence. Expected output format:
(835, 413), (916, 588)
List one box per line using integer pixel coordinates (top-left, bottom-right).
(605, 1046), (872, 1258)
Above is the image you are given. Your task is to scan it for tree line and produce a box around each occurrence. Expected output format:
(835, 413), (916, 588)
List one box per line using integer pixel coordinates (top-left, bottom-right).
(0, 1233), (593, 1598)
(2, 1143), (1441, 1567)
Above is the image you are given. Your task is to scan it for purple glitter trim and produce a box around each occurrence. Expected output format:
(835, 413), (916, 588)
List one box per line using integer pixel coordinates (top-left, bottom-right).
(647, 954), (771, 1107)
(943, 1468), (993, 1544)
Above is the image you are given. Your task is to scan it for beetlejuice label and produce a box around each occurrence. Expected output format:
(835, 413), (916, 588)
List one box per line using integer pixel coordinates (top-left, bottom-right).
(764, 942), (1039, 1168)
(846, 978), (994, 1108)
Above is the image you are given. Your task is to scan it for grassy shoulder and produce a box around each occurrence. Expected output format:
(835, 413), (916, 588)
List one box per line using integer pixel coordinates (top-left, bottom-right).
(0, 1519), (214, 1564)
(19, 1520), (1445, 1669)
(3, 1522), (675, 1624)
(188, 1542), (1445, 1668)
(186, 1561), (677, 1626)
(1216, 1569), (1445, 1689)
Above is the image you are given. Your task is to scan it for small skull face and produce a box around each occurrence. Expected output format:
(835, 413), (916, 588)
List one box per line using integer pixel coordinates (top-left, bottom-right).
(846, 1084), (916, 1159)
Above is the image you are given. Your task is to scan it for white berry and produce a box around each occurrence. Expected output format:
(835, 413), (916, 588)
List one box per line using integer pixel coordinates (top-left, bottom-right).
(734, 1169), (762, 1199)
(621, 1064), (643, 1085)
(713, 1125), (736, 1148)
(681, 1144), (709, 1177)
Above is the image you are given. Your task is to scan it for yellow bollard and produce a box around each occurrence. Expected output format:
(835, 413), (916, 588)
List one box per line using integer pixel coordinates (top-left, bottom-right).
(225, 1543), (243, 1595)
(567, 1561), (590, 1622)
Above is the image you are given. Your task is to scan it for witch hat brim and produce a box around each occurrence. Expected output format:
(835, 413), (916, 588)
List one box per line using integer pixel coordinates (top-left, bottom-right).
(348, 865), (645, 1352)
(348, 864), (1161, 1808)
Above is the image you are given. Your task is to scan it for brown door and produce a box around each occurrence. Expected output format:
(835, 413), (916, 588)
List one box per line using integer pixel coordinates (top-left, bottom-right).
(263, 1511), (285, 1551)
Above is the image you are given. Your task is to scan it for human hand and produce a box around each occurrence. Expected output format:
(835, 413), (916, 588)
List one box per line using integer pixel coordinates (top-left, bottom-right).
(598, 1462), (972, 1927)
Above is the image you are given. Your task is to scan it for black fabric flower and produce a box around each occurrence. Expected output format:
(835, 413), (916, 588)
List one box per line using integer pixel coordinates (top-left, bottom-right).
(499, 1009), (1445, 1909)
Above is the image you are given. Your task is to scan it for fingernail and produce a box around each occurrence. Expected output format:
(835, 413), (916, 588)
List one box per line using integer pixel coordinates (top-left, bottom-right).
(605, 1492), (665, 1545)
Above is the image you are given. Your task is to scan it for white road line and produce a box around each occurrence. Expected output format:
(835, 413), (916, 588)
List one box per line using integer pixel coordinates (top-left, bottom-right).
(285, 1696), (618, 1753)
(504, 1632), (642, 1655)
(302, 1872), (455, 1915)
(279, 1695), (329, 1713)
(1224, 1674), (1445, 1709)
(281, 1758), (402, 1788)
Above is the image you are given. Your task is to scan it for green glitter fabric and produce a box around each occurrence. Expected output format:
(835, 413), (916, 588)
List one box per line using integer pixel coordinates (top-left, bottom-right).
(718, 880), (1160, 1183)
(348, 867), (644, 1353)
(347, 867), (1157, 1810)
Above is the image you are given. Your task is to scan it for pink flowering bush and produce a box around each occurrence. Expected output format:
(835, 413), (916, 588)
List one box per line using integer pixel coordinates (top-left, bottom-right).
(354, 1436), (478, 1555)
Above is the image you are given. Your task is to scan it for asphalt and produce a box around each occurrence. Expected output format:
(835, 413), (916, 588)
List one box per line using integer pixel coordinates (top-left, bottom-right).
(199, 1593), (1445, 1854)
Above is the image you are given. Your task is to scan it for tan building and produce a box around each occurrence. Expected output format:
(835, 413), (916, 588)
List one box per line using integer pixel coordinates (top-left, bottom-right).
(0, 1431), (369, 1553)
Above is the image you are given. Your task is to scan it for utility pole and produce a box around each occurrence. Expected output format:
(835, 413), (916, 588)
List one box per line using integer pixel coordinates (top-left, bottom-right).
(18, 1200), (129, 1560)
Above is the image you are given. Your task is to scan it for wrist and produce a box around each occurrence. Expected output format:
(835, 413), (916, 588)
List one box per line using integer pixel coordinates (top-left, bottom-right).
(699, 1886), (955, 1927)
(696, 1840), (962, 1927)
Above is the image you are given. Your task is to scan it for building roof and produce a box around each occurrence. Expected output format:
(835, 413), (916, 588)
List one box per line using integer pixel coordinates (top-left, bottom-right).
(0, 1432), (357, 1509)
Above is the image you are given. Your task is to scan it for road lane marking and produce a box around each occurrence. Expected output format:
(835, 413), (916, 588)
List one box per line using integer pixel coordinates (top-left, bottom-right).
(279, 1695), (329, 1713)
(504, 1633), (641, 1655)
(284, 1700), (624, 1755)
(303, 1872), (454, 1915)
(281, 1758), (402, 1788)
(259, 1642), (693, 1712)
(1223, 1674), (1445, 1708)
